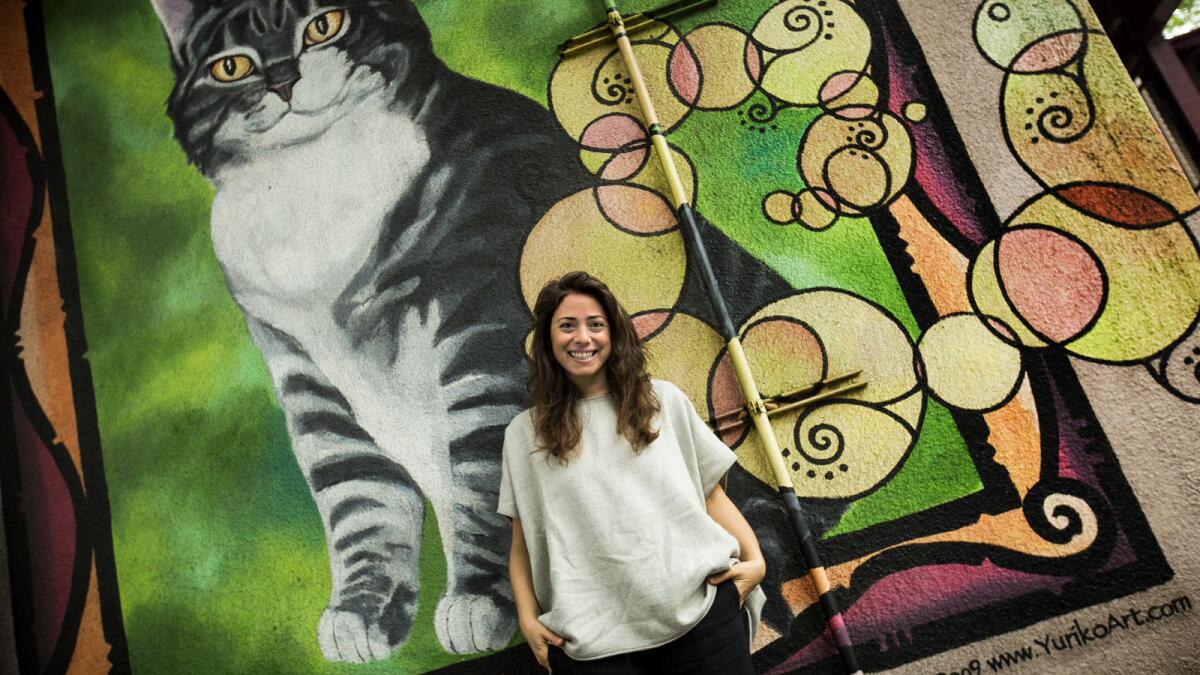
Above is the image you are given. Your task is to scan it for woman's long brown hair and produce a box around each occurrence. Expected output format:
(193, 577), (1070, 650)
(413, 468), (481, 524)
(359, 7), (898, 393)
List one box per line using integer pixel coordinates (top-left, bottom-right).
(528, 271), (659, 463)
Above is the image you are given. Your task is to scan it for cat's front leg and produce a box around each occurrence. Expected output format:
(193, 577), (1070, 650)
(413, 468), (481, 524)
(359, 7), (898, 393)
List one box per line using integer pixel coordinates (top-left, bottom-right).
(245, 316), (424, 663)
(434, 349), (527, 654)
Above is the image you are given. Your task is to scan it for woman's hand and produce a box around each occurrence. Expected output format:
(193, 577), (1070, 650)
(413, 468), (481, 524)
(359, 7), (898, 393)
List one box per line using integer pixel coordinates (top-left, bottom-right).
(519, 615), (565, 670)
(707, 558), (766, 607)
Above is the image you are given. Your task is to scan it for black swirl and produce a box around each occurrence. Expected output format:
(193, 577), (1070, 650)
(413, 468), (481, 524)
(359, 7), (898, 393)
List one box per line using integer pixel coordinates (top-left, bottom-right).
(1036, 105), (1075, 140)
(1021, 479), (1112, 557)
(780, 6), (823, 50)
(746, 101), (779, 125)
(796, 422), (845, 465)
(854, 124), (886, 149)
(785, 6), (816, 31)
(596, 79), (630, 106)
(1030, 81), (1094, 144)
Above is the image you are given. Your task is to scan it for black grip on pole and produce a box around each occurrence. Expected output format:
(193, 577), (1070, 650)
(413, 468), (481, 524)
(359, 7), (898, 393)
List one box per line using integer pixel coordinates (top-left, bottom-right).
(675, 203), (738, 341)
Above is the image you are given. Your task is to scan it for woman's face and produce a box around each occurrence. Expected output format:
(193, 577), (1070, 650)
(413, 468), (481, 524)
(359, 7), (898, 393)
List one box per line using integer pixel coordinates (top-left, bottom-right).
(550, 292), (612, 396)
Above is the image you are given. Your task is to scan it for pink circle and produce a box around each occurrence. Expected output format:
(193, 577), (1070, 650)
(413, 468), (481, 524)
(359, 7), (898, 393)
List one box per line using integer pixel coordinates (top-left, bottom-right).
(580, 114), (645, 151)
(601, 147), (648, 181)
(1012, 32), (1084, 73)
(669, 42), (701, 106)
(819, 71), (861, 106)
(709, 352), (748, 447)
(831, 105), (875, 120)
(997, 228), (1104, 343)
(746, 40), (762, 83)
(633, 311), (671, 340)
(813, 188), (839, 210)
(596, 184), (678, 234)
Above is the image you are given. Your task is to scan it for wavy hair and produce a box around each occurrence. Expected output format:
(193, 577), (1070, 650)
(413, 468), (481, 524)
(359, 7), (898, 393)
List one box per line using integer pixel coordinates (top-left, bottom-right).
(528, 271), (659, 463)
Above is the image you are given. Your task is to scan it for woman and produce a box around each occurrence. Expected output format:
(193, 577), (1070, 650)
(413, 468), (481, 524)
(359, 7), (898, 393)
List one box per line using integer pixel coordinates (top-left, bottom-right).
(497, 271), (765, 673)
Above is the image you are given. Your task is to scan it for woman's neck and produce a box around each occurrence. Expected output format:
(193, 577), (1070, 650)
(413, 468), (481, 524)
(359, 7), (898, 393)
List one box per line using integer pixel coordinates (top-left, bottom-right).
(571, 373), (609, 399)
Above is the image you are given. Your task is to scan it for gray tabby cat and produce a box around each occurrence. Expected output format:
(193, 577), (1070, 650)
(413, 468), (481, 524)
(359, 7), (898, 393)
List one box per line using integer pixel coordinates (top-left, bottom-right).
(152, 0), (804, 664)
(151, 0), (593, 662)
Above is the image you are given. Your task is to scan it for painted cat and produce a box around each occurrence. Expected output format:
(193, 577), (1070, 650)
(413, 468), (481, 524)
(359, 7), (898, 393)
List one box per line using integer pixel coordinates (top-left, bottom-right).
(151, 0), (802, 663)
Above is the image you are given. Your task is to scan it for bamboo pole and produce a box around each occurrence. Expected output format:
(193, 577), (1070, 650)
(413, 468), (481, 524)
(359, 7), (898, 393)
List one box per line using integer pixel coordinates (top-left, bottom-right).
(591, 2), (864, 672)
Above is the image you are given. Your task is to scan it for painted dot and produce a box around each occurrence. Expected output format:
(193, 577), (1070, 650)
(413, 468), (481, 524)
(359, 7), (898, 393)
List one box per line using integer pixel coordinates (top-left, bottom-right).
(824, 471), (834, 480)
(792, 461), (801, 471)
(807, 470), (817, 478)
(839, 464), (848, 472)
(782, 448), (791, 457)
(902, 101), (927, 123)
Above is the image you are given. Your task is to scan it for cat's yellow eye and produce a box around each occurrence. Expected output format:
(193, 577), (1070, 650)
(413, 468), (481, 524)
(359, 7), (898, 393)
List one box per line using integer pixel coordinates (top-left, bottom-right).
(304, 10), (345, 47)
(209, 55), (255, 82)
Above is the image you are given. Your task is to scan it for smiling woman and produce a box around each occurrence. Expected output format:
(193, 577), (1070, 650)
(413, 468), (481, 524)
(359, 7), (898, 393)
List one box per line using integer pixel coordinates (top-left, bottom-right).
(502, 271), (766, 672)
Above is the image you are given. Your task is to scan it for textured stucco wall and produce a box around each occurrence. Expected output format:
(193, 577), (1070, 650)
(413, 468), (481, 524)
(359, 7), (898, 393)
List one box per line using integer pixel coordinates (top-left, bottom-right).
(2, 0), (1199, 673)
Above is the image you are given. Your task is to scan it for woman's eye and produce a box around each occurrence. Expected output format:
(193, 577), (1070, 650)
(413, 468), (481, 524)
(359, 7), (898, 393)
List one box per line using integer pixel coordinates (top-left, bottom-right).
(209, 55), (255, 82)
(304, 9), (346, 47)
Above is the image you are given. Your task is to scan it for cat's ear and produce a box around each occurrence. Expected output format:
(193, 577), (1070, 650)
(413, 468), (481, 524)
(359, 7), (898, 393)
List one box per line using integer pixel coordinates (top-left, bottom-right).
(151, 0), (199, 64)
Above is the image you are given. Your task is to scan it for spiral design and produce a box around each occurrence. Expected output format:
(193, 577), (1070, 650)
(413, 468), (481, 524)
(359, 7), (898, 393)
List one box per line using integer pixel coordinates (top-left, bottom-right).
(798, 423), (846, 465)
(596, 79), (631, 106)
(853, 124), (885, 149)
(746, 101), (779, 125)
(1021, 480), (1106, 550)
(1036, 104), (1077, 142)
(784, 6), (821, 34)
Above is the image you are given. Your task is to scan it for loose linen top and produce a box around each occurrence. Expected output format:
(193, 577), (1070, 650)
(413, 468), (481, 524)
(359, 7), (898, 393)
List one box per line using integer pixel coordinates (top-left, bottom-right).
(498, 380), (751, 661)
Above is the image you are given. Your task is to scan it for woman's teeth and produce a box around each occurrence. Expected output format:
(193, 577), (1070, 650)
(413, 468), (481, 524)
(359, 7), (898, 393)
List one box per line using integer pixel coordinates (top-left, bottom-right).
(569, 350), (596, 361)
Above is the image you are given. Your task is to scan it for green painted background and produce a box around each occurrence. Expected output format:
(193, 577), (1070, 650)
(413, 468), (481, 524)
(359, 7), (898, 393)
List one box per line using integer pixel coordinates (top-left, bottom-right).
(41, 0), (979, 670)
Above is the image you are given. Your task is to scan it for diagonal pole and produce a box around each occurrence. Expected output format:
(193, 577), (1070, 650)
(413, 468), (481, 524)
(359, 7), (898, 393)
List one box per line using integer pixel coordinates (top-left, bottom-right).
(588, 1), (864, 672)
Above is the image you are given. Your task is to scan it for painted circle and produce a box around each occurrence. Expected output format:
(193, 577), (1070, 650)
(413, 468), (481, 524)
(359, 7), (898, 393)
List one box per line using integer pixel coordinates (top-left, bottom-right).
(996, 226), (1104, 344)
(918, 313), (1024, 411)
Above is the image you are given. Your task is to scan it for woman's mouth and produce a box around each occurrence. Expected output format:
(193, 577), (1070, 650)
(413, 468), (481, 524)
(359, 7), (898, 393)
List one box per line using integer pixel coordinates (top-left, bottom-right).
(568, 350), (598, 363)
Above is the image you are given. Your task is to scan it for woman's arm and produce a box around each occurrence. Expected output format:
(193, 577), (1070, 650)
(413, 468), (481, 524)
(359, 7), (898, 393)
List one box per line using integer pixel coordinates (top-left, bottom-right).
(509, 517), (564, 669)
(704, 484), (766, 605)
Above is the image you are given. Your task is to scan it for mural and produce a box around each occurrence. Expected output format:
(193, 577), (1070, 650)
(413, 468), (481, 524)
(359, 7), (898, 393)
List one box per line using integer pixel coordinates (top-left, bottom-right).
(1, 0), (1197, 673)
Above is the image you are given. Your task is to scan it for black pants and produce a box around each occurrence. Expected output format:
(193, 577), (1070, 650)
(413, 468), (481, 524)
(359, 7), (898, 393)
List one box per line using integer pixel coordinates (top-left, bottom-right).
(547, 580), (755, 674)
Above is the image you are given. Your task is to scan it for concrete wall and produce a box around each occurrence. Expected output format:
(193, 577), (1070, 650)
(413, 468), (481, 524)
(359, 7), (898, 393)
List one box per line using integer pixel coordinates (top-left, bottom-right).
(2, 0), (1198, 672)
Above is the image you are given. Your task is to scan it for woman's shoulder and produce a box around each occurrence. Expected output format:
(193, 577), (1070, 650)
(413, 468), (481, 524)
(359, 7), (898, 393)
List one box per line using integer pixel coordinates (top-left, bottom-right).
(650, 378), (686, 405)
(504, 408), (535, 441)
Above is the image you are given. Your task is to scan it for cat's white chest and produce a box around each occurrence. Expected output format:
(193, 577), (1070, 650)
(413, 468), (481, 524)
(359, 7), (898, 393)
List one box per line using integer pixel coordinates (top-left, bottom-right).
(209, 98), (429, 310)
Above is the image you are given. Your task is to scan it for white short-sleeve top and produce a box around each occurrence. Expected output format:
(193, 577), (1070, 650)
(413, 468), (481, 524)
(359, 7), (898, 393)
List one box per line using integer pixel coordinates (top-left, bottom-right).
(497, 379), (745, 661)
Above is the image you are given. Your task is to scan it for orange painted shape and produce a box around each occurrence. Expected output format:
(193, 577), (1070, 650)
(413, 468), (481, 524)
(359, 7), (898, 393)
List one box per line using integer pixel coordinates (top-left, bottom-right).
(888, 194), (971, 315)
(65, 557), (114, 674)
(982, 381), (1041, 496)
(18, 199), (84, 480)
(0, 0), (42, 150)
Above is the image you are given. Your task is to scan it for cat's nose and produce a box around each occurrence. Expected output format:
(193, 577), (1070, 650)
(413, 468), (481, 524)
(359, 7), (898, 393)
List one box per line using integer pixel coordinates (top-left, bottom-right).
(268, 76), (300, 103)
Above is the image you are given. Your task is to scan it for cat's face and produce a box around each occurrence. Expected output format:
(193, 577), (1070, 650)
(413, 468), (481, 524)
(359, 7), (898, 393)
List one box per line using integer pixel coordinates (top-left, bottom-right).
(155, 0), (433, 174)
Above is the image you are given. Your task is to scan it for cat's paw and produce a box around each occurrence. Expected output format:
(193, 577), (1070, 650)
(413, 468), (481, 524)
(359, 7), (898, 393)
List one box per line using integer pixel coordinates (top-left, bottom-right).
(318, 608), (396, 664)
(434, 593), (518, 654)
